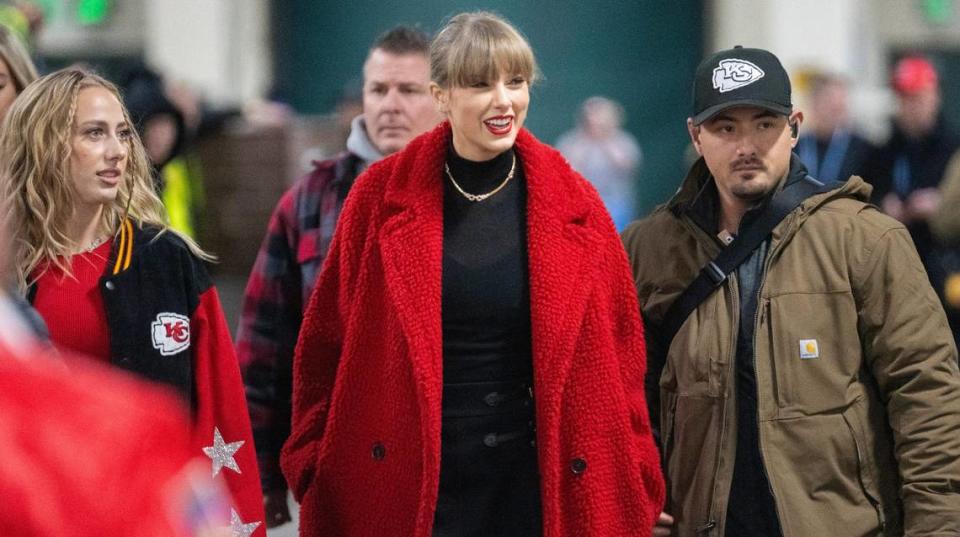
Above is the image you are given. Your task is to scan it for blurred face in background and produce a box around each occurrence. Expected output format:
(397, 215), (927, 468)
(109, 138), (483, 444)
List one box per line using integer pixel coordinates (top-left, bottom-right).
(897, 86), (940, 140)
(0, 57), (18, 123)
(143, 114), (178, 164)
(582, 98), (622, 139)
(810, 80), (849, 138)
(362, 49), (442, 155)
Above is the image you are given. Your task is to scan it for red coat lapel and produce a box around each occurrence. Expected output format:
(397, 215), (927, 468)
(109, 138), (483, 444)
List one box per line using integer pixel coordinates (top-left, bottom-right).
(377, 126), (447, 428)
(515, 129), (604, 421)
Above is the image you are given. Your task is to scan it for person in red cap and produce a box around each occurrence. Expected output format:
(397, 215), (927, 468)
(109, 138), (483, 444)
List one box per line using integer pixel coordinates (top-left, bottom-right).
(863, 55), (960, 347)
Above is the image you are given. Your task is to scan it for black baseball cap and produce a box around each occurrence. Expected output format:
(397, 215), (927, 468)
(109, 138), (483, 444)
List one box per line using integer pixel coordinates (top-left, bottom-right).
(691, 46), (792, 125)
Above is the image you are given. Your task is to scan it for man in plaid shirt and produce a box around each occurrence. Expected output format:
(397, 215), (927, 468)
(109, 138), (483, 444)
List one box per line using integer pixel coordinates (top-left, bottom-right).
(236, 26), (443, 528)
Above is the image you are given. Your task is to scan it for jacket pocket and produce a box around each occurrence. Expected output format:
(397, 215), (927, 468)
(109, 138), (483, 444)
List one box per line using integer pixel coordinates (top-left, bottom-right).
(765, 291), (861, 412)
(841, 404), (886, 531)
(761, 298), (790, 407)
(669, 294), (724, 395)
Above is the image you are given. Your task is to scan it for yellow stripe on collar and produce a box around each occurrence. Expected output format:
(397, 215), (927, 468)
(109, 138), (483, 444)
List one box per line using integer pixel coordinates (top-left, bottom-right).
(112, 220), (127, 275)
(122, 219), (133, 271)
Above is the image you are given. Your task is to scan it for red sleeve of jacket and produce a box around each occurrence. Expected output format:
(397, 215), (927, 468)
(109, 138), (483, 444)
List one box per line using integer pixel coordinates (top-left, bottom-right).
(192, 286), (267, 536)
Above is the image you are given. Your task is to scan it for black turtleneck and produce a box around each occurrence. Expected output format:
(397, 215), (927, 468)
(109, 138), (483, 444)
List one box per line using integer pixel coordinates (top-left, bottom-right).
(441, 146), (531, 382)
(434, 146), (541, 537)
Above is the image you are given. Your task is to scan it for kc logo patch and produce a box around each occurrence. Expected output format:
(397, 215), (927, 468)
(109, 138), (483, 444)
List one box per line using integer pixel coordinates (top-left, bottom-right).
(152, 312), (191, 356)
(713, 58), (765, 93)
(799, 339), (819, 360)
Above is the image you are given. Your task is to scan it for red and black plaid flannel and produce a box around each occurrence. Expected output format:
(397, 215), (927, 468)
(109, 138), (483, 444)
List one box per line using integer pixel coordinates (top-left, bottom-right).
(236, 151), (362, 492)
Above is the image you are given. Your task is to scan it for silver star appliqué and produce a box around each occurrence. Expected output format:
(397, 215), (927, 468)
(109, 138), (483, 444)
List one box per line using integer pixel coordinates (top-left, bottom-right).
(228, 508), (261, 537)
(202, 427), (244, 477)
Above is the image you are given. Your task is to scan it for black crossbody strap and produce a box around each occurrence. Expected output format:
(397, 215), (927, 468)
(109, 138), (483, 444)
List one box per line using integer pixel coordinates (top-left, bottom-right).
(657, 175), (841, 347)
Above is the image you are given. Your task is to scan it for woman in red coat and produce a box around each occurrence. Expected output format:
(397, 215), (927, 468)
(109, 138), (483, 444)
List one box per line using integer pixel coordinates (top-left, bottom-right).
(282, 11), (664, 536)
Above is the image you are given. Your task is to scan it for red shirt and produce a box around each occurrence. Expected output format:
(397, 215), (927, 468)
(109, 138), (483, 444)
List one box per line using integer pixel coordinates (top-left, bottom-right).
(33, 240), (112, 361)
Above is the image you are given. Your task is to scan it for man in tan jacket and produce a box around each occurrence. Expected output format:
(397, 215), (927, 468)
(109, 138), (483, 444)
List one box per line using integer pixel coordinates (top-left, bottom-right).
(624, 46), (960, 536)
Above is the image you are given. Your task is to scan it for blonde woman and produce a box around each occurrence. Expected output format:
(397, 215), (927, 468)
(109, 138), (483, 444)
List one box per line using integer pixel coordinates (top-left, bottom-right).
(0, 24), (38, 122)
(0, 68), (266, 535)
(282, 12), (664, 536)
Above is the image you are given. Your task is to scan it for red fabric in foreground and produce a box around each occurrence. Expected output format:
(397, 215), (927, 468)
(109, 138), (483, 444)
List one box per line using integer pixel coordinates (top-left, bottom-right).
(0, 341), (196, 536)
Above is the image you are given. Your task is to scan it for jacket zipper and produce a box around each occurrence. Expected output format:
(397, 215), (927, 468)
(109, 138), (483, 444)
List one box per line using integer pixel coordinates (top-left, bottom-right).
(698, 277), (738, 535)
(753, 239), (789, 534)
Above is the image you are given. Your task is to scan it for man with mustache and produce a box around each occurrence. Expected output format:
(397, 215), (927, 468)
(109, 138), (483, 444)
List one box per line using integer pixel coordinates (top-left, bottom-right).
(623, 46), (960, 535)
(236, 26), (443, 528)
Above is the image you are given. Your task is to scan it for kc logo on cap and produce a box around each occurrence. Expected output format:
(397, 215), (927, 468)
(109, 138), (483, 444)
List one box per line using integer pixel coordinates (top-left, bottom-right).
(691, 46), (792, 125)
(713, 59), (765, 93)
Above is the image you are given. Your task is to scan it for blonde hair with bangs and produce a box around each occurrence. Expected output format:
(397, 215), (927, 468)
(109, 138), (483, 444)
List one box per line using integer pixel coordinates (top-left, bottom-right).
(0, 68), (210, 293)
(0, 25), (38, 96)
(430, 11), (539, 89)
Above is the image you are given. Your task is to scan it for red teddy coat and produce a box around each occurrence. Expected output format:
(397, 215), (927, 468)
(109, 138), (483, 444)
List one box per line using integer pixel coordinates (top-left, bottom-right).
(281, 122), (665, 536)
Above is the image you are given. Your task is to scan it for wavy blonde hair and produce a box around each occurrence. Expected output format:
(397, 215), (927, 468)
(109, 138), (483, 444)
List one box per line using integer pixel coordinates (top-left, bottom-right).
(0, 25), (38, 95)
(0, 68), (210, 293)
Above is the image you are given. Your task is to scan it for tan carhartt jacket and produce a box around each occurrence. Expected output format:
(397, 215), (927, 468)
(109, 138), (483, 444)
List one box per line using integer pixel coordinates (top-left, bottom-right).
(623, 158), (960, 536)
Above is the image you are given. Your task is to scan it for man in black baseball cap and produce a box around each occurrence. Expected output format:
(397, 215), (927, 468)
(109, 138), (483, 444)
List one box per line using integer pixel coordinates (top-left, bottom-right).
(680, 45), (803, 230)
(623, 45), (960, 536)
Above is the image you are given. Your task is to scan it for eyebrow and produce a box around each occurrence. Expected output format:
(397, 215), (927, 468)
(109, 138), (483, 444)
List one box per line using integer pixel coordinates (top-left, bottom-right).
(76, 119), (130, 129)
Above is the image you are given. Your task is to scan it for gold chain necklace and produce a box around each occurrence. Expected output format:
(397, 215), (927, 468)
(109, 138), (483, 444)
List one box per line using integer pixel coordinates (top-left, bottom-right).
(444, 153), (516, 202)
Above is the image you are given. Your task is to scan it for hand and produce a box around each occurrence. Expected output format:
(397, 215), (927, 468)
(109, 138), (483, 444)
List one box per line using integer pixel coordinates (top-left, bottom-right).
(653, 511), (674, 536)
(905, 187), (942, 221)
(264, 489), (292, 528)
(882, 193), (907, 223)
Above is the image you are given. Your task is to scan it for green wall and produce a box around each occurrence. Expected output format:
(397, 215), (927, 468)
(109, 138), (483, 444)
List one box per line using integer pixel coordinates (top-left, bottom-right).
(272, 1), (704, 216)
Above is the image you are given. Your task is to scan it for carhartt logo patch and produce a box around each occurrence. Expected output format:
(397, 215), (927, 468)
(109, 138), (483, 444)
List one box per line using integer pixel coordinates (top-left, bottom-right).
(799, 339), (819, 359)
(152, 312), (191, 356)
(712, 59), (765, 93)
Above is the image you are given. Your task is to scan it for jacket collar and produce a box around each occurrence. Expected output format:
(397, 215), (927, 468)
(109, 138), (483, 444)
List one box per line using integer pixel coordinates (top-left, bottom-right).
(345, 115), (384, 165)
(107, 218), (136, 276)
(669, 153), (872, 237)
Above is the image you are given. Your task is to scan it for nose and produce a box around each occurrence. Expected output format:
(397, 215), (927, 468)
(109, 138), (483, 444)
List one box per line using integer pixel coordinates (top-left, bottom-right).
(107, 133), (127, 162)
(735, 132), (758, 157)
(381, 87), (402, 113)
(491, 82), (510, 110)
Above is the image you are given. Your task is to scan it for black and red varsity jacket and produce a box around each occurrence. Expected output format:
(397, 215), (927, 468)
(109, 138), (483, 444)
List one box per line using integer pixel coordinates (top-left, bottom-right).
(29, 219), (267, 536)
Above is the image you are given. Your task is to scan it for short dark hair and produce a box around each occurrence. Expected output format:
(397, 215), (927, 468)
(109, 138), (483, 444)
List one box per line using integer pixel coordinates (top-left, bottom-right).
(371, 26), (430, 56)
